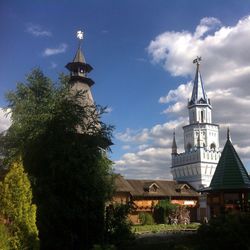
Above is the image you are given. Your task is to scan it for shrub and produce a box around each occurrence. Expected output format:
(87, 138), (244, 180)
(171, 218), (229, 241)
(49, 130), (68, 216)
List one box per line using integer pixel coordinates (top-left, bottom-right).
(139, 212), (154, 225)
(105, 203), (134, 246)
(153, 200), (179, 224)
(0, 160), (39, 250)
(197, 213), (250, 250)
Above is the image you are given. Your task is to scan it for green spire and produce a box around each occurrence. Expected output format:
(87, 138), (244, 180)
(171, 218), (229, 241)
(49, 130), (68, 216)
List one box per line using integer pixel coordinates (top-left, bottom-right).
(209, 130), (250, 190)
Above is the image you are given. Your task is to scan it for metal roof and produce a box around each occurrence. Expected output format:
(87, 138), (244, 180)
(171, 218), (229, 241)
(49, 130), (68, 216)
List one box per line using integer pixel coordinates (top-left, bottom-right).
(209, 131), (250, 190)
(73, 46), (86, 63)
(189, 64), (210, 106)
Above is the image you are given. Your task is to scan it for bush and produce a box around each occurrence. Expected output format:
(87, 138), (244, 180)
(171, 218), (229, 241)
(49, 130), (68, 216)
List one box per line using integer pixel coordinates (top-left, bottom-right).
(92, 244), (116, 250)
(139, 212), (154, 225)
(197, 213), (250, 250)
(0, 160), (39, 250)
(153, 206), (165, 224)
(105, 203), (134, 246)
(153, 200), (179, 224)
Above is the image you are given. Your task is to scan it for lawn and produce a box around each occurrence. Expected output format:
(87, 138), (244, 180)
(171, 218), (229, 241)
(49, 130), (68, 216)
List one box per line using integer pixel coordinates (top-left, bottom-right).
(132, 223), (201, 234)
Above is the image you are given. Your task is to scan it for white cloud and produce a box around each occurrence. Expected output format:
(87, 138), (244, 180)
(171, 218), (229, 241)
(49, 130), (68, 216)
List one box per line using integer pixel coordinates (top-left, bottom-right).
(50, 62), (57, 69)
(43, 44), (68, 56)
(194, 17), (221, 39)
(114, 117), (186, 179)
(0, 108), (11, 133)
(114, 15), (250, 179)
(26, 23), (51, 37)
(105, 107), (113, 113)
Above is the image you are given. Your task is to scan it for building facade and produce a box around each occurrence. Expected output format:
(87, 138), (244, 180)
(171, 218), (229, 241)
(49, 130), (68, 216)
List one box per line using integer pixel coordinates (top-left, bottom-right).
(113, 175), (199, 224)
(171, 58), (221, 190)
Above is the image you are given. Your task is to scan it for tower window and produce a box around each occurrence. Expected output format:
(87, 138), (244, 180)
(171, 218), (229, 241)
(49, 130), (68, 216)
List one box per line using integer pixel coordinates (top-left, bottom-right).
(210, 143), (216, 150)
(187, 143), (192, 152)
(201, 111), (204, 123)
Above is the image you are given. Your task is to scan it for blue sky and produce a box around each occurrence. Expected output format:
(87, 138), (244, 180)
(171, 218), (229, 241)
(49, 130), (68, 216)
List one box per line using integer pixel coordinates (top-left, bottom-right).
(1, 0), (250, 179)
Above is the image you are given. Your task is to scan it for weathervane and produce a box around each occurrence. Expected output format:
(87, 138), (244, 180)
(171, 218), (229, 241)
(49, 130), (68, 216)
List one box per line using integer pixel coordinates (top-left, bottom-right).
(76, 30), (84, 47)
(77, 30), (84, 40)
(193, 56), (202, 66)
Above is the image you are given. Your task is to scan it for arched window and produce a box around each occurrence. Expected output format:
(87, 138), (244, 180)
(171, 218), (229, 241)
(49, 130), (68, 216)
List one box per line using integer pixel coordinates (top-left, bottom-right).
(201, 110), (204, 122)
(210, 143), (216, 150)
(187, 143), (192, 152)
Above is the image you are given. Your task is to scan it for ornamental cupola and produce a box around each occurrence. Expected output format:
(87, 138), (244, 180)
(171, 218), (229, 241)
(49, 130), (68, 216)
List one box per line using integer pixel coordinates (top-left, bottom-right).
(65, 31), (94, 88)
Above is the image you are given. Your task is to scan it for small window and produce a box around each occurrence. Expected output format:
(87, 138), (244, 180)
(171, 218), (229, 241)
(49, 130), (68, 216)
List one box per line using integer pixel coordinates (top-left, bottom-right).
(187, 143), (192, 152)
(201, 111), (204, 123)
(210, 143), (216, 150)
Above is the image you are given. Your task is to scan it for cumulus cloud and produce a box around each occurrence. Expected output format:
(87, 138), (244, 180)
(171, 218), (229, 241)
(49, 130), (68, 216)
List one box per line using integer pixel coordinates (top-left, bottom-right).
(114, 117), (187, 179)
(0, 108), (11, 133)
(26, 23), (51, 37)
(114, 15), (250, 179)
(43, 43), (68, 56)
(105, 107), (113, 113)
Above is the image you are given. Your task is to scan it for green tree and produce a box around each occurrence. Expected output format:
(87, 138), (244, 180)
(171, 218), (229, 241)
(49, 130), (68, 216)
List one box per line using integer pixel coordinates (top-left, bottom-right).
(0, 223), (10, 250)
(0, 69), (114, 249)
(0, 160), (39, 249)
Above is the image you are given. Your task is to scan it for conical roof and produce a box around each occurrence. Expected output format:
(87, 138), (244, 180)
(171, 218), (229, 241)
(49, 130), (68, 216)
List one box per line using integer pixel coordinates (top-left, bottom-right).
(73, 46), (86, 63)
(189, 63), (209, 106)
(209, 130), (250, 190)
(172, 131), (177, 149)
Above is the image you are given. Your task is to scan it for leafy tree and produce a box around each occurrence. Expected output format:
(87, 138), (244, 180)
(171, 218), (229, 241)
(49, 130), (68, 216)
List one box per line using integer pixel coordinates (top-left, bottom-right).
(0, 160), (39, 249)
(0, 223), (10, 250)
(0, 69), (114, 249)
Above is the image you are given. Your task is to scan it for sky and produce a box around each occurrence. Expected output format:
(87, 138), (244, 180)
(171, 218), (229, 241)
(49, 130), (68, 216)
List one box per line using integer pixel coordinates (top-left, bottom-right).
(1, 0), (250, 179)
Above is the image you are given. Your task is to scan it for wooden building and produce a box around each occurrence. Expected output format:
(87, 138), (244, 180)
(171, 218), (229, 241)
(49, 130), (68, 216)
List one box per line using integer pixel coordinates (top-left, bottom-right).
(113, 175), (199, 224)
(204, 129), (250, 217)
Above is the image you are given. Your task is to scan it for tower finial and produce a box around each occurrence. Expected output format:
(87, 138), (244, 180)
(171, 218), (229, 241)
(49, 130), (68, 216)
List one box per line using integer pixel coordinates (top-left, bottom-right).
(227, 127), (231, 141)
(193, 56), (202, 69)
(76, 30), (84, 48)
(193, 56), (202, 65)
(172, 129), (178, 155)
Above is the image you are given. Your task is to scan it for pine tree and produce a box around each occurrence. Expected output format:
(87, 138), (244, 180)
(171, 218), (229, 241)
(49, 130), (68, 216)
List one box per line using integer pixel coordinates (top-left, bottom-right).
(0, 160), (39, 249)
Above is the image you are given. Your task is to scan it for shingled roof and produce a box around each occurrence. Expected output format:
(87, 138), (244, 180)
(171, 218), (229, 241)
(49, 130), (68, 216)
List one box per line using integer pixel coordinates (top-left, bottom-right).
(115, 175), (199, 198)
(209, 130), (250, 190)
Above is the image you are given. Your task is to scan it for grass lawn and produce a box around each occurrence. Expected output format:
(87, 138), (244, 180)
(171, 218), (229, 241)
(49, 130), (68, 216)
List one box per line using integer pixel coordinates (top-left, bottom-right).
(132, 223), (201, 234)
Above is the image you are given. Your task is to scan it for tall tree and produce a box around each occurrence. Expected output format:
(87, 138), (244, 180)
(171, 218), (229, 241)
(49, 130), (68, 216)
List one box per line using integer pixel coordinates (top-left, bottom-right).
(0, 160), (39, 249)
(0, 69), (114, 249)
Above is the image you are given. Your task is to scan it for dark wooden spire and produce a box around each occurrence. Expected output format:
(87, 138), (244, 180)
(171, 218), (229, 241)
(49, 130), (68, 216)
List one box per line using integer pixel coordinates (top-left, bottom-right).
(65, 45), (94, 86)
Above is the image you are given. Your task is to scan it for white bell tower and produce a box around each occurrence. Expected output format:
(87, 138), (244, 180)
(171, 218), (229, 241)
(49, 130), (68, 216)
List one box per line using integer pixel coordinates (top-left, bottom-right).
(171, 57), (221, 190)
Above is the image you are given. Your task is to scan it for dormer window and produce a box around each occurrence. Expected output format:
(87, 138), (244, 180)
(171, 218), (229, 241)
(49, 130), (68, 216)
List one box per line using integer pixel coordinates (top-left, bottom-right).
(176, 184), (190, 193)
(143, 182), (159, 193)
